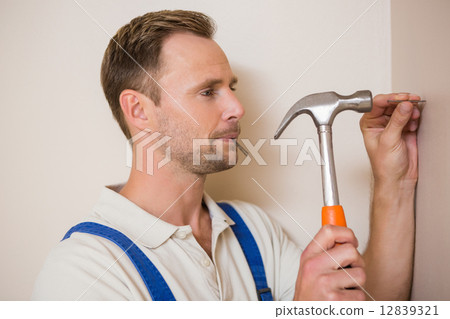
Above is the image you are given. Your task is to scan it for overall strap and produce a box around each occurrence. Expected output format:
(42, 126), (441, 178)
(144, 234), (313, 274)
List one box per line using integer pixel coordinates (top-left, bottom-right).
(62, 222), (175, 301)
(217, 202), (274, 301)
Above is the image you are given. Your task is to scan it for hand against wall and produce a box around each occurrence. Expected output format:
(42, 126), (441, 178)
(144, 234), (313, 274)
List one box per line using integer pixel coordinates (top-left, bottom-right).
(360, 93), (422, 188)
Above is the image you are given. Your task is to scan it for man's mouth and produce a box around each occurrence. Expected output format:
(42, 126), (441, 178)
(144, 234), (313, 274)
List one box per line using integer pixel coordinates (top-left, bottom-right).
(218, 133), (239, 140)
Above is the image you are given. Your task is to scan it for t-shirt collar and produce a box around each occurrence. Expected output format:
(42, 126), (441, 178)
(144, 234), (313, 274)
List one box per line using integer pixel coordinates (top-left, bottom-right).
(92, 184), (235, 249)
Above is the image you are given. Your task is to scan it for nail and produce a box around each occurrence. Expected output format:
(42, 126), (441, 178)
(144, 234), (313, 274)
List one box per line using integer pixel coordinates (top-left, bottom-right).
(236, 141), (249, 156)
(387, 100), (426, 103)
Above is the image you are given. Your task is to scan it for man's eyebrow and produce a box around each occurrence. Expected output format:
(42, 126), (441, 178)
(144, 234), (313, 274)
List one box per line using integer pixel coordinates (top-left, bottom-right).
(191, 76), (239, 92)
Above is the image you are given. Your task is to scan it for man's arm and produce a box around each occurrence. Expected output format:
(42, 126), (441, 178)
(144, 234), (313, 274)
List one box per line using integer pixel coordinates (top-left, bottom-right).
(360, 93), (422, 300)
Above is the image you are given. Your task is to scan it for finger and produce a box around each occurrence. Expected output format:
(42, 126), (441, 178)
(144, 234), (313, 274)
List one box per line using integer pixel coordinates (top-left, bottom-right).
(325, 266), (366, 290)
(403, 104), (422, 132)
(389, 94), (422, 111)
(361, 93), (421, 123)
(360, 94), (408, 130)
(320, 288), (366, 301)
(315, 243), (364, 270)
(408, 99), (423, 131)
(411, 106), (421, 120)
(336, 287), (366, 301)
(365, 93), (410, 119)
(302, 225), (359, 258)
(382, 101), (414, 144)
(407, 119), (419, 132)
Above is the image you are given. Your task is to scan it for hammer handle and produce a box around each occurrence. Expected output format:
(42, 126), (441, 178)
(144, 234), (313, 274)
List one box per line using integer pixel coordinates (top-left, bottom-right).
(322, 205), (347, 227)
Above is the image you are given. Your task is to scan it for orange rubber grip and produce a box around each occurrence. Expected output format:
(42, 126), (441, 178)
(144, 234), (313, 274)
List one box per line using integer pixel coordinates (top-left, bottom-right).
(322, 205), (347, 227)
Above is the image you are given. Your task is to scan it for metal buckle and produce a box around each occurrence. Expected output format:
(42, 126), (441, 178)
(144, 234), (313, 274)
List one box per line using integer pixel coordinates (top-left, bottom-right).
(257, 287), (272, 301)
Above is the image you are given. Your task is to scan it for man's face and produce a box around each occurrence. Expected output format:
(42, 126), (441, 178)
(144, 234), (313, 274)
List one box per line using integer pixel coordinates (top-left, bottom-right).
(149, 32), (245, 175)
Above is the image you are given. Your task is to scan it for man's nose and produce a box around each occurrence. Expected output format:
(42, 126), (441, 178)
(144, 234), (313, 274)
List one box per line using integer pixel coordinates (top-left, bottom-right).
(221, 90), (245, 121)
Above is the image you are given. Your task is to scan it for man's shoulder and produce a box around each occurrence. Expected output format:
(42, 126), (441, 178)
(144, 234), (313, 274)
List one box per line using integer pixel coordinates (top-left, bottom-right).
(31, 217), (143, 300)
(47, 213), (143, 269)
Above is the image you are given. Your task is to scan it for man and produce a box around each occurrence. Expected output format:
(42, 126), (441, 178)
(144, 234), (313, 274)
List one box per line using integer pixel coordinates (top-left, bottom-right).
(32, 10), (421, 301)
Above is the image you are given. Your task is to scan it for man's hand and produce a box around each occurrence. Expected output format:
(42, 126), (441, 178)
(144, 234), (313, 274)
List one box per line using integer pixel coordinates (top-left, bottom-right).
(360, 93), (422, 186)
(294, 225), (366, 301)
(359, 92), (422, 300)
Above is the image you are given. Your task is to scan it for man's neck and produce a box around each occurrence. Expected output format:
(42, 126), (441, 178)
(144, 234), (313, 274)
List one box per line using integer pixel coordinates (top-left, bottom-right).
(119, 164), (207, 227)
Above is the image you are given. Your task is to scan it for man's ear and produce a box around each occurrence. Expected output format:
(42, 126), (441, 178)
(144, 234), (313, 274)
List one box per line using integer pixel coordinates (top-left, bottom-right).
(119, 89), (155, 132)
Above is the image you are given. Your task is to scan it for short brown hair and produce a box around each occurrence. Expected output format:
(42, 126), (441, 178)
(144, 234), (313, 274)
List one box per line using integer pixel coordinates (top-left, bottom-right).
(100, 10), (216, 139)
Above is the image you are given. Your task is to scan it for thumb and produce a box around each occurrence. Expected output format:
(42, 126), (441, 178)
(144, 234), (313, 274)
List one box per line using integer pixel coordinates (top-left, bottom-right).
(383, 102), (413, 144)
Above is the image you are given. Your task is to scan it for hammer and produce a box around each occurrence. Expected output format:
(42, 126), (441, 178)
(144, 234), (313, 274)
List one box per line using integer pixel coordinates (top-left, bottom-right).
(274, 91), (372, 227)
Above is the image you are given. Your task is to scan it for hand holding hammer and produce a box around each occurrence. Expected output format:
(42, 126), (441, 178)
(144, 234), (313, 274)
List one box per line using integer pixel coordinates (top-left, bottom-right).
(274, 91), (372, 301)
(275, 91), (422, 300)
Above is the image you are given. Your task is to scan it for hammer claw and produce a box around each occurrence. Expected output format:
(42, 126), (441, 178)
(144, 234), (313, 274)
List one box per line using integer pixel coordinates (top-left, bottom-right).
(274, 90), (373, 226)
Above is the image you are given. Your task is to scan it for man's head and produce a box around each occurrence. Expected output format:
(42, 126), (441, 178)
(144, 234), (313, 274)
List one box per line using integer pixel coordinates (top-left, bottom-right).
(101, 10), (217, 139)
(101, 10), (245, 175)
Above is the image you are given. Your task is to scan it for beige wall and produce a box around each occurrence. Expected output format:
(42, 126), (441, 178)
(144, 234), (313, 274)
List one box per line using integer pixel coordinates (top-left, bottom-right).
(392, 0), (450, 300)
(0, 0), (391, 300)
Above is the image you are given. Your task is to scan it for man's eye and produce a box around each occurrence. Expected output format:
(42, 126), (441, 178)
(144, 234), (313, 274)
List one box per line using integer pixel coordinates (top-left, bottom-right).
(230, 86), (237, 92)
(200, 90), (214, 97)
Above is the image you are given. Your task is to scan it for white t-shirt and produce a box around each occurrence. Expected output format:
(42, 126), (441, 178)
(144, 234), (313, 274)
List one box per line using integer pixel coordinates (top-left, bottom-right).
(32, 186), (301, 300)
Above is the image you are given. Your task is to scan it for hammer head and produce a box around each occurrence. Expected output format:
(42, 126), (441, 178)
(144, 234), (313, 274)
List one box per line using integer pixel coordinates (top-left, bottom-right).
(274, 90), (372, 139)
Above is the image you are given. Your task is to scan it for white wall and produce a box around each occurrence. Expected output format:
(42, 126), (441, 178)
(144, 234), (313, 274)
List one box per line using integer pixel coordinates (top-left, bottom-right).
(391, 0), (450, 300)
(0, 0), (391, 300)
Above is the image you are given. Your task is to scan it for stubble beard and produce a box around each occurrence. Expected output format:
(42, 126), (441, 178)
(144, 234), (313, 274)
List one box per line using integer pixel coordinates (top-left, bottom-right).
(156, 113), (238, 176)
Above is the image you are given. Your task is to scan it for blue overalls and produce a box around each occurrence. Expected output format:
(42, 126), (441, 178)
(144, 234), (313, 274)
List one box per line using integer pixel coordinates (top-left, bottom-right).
(63, 202), (273, 301)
